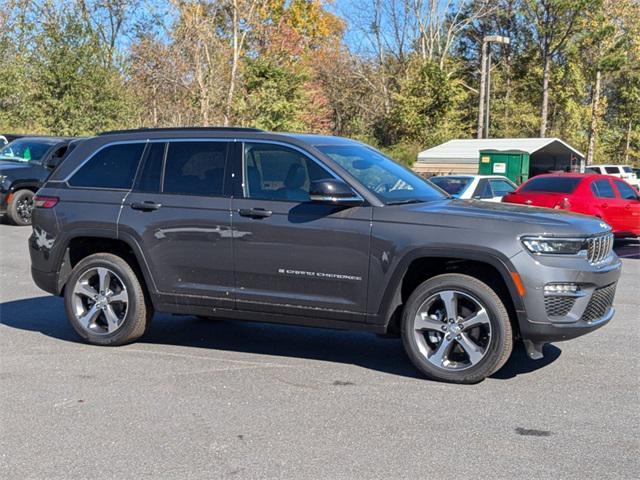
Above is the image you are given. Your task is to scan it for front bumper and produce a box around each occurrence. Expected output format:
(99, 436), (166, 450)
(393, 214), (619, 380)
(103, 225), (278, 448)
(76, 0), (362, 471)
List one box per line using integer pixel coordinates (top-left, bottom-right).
(510, 249), (622, 344)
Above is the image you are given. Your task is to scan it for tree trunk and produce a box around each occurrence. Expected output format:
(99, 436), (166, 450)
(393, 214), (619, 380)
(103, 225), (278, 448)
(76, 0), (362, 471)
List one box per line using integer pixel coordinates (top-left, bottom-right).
(625, 119), (632, 163)
(540, 53), (550, 138)
(586, 69), (602, 165)
(477, 40), (487, 139)
(224, 0), (240, 127)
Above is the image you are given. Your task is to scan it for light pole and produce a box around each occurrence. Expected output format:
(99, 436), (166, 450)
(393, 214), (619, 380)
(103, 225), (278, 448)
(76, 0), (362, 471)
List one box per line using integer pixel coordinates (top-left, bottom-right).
(477, 35), (510, 139)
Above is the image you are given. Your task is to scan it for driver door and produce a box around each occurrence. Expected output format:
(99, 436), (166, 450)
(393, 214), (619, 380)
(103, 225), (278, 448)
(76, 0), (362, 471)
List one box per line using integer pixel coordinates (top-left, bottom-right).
(231, 142), (372, 322)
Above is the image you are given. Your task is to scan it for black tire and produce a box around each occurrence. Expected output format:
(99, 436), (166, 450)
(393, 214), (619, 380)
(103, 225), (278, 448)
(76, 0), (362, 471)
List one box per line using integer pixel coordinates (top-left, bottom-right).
(64, 253), (152, 346)
(7, 189), (34, 226)
(401, 273), (513, 384)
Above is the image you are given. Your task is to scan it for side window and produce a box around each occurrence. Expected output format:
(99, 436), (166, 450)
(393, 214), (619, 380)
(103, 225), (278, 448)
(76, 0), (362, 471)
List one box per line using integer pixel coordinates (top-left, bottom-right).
(473, 179), (493, 199)
(613, 180), (639, 200)
(136, 142), (165, 193)
(163, 141), (229, 196)
(604, 166), (619, 174)
(243, 143), (329, 202)
(591, 180), (616, 198)
(69, 143), (145, 189)
(489, 179), (515, 197)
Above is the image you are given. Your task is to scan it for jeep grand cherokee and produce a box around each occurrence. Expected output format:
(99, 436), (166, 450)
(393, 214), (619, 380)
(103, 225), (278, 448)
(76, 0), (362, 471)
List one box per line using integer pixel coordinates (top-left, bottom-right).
(29, 128), (621, 383)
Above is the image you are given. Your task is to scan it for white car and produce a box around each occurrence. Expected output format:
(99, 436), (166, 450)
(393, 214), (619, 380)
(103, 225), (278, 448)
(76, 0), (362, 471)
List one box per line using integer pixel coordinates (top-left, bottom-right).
(587, 164), (639, 189)
(429, 175), (517, 202)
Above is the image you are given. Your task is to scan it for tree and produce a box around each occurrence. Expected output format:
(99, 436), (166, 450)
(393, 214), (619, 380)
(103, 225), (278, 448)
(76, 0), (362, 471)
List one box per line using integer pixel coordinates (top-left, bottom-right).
(523, 0), (590, 137)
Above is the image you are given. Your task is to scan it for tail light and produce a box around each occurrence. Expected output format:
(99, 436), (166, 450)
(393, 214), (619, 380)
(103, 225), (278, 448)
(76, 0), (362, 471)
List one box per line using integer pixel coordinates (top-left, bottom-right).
(33, 195), (59, 208)
(554, 197), (571, 210)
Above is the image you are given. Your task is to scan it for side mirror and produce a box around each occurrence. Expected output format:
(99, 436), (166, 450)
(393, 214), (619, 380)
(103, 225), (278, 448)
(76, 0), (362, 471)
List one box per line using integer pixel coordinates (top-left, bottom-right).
(44, 156), (60, 171)
(309, 179), (362, 206)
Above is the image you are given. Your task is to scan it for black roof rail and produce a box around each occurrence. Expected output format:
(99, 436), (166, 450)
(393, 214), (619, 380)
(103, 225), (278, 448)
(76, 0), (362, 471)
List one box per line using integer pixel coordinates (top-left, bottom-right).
(98, 126), (264, 135)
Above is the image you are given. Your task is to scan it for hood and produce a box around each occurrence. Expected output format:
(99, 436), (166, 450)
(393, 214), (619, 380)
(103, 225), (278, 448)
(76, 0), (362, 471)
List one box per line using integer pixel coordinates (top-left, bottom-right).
(0, 160), (34, 171)
(379, 199), (611, 237)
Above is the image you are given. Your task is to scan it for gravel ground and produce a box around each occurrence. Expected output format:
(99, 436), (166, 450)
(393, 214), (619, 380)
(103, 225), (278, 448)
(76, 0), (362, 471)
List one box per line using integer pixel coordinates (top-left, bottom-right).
(1, 224), (638, 479)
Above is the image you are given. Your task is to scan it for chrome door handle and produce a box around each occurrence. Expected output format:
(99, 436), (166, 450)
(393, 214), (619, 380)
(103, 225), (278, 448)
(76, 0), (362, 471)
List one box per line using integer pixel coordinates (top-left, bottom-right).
(238, 208), (272, 218)
(131, 201), (162, 211)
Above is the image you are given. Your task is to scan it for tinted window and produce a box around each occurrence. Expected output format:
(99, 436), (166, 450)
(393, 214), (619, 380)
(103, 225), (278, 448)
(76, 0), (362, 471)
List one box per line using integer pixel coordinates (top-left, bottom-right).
(591, 180), (616, 198)
(613, 180), (639, 200)
(163, 142), (228, 196)
(622, 166), (633, 173)
(69, 143), (145, 189)
(489, 179), (516, 197)
(604, 166), (619, 174)
(137, 142), (165, 193)
(243, 143), (329, 201)
(430, 177), (472, 196)
(318, 144), (446, 204)
(585, 167), (599, 174)
(520, 176), (582, 194)
(473, 179), (493, 198)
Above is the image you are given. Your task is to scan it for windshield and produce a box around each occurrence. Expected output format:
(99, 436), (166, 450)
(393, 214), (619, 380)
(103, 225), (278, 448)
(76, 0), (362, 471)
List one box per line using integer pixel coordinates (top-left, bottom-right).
(317, 144), (447, 204)
(430, 176), (473, 196)
(0, 139), (56, 164)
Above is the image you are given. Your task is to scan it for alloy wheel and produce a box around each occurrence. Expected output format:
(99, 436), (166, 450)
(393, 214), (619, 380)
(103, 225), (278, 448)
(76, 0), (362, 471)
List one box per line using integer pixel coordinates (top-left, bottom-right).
(16, 196), (33, 223)
(71, 267), (129, 335)
(413, 290), (492, 371)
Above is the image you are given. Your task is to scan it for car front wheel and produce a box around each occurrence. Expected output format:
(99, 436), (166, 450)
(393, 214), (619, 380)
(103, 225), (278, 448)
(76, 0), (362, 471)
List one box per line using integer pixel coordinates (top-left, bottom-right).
(7, 189), (34, 226)
(401, 273), (513, 383)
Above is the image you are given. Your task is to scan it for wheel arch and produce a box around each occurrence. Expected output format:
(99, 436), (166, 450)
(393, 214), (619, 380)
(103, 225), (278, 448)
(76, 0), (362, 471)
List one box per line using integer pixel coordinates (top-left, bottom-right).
(56, 231), (158, 304)
(378, 247), (526, 337)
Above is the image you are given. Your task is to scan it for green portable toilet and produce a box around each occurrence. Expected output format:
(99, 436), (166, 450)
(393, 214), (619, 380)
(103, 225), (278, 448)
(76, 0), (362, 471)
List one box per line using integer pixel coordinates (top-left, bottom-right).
(478, 149), (530, 185)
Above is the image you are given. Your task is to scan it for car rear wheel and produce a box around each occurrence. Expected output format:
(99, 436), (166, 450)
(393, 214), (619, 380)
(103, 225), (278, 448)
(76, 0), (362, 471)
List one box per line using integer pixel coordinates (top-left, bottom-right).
(401, 273), (513, 383)
(7, 189), (34, 226)
(64, 253), (152, 346)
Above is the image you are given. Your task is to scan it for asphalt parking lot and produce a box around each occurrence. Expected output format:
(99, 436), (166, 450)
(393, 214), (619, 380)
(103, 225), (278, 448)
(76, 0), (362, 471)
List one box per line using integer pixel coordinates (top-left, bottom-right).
(1, 223), (638, 479)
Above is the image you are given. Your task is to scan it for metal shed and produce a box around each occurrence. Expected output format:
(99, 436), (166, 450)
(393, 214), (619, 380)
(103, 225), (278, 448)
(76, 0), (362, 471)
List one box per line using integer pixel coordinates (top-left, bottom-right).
(414, 138), (584, 177)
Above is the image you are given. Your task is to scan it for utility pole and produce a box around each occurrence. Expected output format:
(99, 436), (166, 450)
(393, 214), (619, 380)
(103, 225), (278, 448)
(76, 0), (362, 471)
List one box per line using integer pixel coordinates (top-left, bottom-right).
(477, 35), (510, 139)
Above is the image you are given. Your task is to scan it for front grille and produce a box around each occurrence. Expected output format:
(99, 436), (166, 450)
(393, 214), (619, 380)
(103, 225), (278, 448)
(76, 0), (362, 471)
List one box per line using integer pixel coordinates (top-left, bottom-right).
(586, 233), (613, 264)
(582, 283), (616, 322)
(544, 296), (576, 317)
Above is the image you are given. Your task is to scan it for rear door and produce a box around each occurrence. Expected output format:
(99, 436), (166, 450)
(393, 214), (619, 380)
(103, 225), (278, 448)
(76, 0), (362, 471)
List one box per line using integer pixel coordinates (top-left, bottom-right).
(590, 178), (618, 227)
(230, 141), (371, 322)
(118, 140), (235, 309)
(611, 179), (640, 233)
(488, 178), (516, 202)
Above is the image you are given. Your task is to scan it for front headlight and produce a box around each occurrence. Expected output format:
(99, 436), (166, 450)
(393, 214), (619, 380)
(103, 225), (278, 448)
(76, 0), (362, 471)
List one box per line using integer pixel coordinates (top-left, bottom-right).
(0, 175), (7, 183)
(521, 237), (585, 255)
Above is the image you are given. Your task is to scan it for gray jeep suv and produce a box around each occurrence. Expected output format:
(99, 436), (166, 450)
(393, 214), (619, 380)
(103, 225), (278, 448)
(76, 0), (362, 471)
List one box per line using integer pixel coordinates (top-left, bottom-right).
(29, 128), (621, 383)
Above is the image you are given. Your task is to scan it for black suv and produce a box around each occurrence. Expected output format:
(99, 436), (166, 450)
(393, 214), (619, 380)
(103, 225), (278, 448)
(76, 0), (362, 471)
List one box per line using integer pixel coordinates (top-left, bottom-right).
(29, 128), (621, 383)
(0, 136), (76, 225)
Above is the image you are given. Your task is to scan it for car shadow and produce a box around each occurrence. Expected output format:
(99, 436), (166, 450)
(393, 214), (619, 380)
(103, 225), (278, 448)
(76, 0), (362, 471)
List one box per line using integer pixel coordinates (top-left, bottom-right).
(614, 238), (640, 260)
(0, 295), (560, 382)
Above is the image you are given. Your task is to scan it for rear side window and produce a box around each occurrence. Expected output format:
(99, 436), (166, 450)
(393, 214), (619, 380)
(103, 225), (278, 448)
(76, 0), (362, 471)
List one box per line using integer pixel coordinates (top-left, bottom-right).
(622, 166), (633, 173)
(591, 180), (615, 198)
(604, 166), (619, 174)
(520, 176), (582, 194)
(473, 179), (493, 198)
(137, 142), (165, 193)
(163, 141), (229, 196)
(69, 143), (145, 189)
(489, 179), (515, 197)
(430, 177), (472, 195)
(613, 180), (639, 200)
